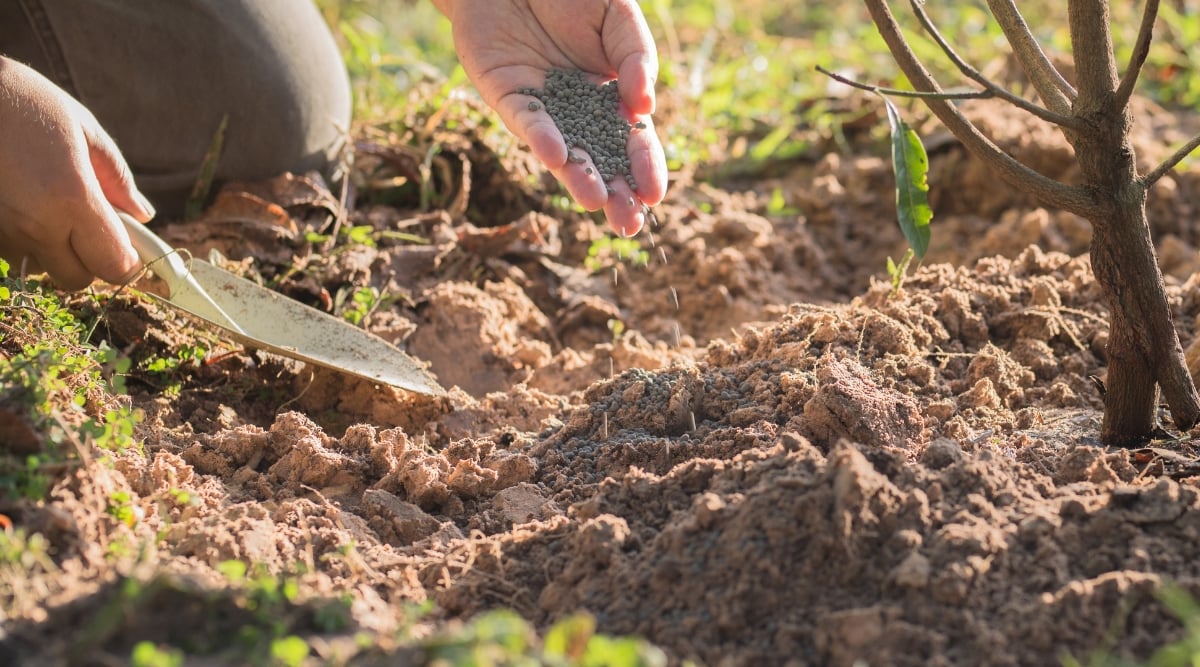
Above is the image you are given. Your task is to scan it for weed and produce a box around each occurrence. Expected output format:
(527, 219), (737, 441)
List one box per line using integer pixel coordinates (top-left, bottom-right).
(608, 318), (627, 342)
(886, 248), (915, 296)
(106, 490), (139, 528)
(0, 456), (53, 501)
(269, 636), (309, 667)
(130, 642), (184, 667)
(336, 285), (393, 326)
(0, 268), (144, 499)
(585, 236), (650, 273)
(766, 187), (798, 216)
(422, 609), (667, 666)
(143, 344), (207, 375)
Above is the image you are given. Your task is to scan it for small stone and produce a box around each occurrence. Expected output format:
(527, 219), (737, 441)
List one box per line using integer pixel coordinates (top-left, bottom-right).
(528, 100), (542, 111)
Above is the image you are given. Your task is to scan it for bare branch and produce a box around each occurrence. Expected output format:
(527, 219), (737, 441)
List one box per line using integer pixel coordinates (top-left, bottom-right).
(1142, 132), (1200, 189)
(863, 0), (1101, 219)
(986, 0), (1077, 113)
(1115, 0), (1159, 111)
(815, 65), (993, 100)
(1067, 1), (1119, 110)
(907, 0), (1084, 130)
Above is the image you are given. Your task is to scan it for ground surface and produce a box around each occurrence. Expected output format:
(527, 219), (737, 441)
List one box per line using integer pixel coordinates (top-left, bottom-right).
(9, 95), (1200, 666)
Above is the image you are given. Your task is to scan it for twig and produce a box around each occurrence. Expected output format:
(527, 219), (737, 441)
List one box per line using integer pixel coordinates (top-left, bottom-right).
(1142, 131), (1200, 188)
(987, 0), (1077, 112)
(1116, 0), (1160, 112)
(907, 0), (1083, 130)
(815, 65), (993, 100)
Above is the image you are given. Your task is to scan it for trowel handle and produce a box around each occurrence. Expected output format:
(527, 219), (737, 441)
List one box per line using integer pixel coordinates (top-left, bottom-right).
(119, 212), (192, 291)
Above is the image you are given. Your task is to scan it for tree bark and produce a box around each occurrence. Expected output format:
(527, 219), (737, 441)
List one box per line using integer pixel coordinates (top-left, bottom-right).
(1065, 0), (1200, 443)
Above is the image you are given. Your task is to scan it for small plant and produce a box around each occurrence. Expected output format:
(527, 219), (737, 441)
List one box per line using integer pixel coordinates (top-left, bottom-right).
(106, 490), (139, 528)
(335, 285), (394, 326)
(342, 224), (379, 248)
(1061, 583), (1200, 667)
(584, 236), (651, 273)
(143, 344), (208, 375)
(130, 642), (184, 667)
(421, 610), (667, 666)
(80, 406), (142, 453)
(766, 187), (798, 216)
(0, 258), (10, 301)
(269, 636), (309, 667)
(130, 641), (183, 667)
(886, 248), (915, 296)
(608, 318), (627, 342)
(0, 268), (145, 500)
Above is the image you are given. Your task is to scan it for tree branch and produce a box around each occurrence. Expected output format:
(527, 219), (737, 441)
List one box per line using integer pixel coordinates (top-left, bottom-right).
(986, 0), (1077, 113)
(907, 0), (1084, 130)
(862, 0), (1101, 219)
(1142, 132), (1200, 188)
(1067, 0), (1119, 111)
(1115, 0), (1159, 112)
(815, 65), (993, 100)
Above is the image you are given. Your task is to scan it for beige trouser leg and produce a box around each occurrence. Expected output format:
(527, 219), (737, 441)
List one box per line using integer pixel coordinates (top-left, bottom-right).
(0, 0), (352, 217)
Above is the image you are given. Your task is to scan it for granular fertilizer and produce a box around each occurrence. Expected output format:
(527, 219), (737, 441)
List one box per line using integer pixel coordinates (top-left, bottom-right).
(518, 68), (639, 192)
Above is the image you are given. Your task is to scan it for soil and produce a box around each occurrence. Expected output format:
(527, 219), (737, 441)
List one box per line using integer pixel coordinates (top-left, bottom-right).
(8, 96), (1200, 666)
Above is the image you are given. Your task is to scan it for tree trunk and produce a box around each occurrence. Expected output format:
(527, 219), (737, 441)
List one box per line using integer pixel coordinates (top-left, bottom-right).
(1064, 0), (1200, 443)
(1086, 192), (1199, 445)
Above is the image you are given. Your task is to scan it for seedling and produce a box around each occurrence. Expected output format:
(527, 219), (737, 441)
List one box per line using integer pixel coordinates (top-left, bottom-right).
(585, 236), (651, 273)
(886, 248), (915, 296)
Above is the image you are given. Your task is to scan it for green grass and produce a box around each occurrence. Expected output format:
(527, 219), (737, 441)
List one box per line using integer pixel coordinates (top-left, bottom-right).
(0, 259), (141, 501)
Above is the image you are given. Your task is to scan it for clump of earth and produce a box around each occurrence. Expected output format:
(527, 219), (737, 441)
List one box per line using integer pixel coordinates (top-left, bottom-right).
(8, 94), (1200, 666)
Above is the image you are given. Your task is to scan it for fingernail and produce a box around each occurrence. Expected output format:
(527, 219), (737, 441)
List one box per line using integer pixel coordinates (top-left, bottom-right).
(133, 191), (157, 221)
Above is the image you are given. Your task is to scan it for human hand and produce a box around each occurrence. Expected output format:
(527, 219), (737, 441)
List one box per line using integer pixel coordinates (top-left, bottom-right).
(432, 0), (667, 237)
(0, 57), (155, 290)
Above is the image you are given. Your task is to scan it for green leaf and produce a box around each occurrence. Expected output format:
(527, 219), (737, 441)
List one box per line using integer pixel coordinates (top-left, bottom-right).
(544, 613), (596, 659)
(270, 636), (309, 667)
(881, 96), (933, 259)
(216, 559), (248, 583)
(130, 641), (183, 667)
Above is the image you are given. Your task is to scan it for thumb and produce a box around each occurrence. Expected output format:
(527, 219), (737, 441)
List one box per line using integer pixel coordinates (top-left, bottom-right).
(82, 119), (156, 223)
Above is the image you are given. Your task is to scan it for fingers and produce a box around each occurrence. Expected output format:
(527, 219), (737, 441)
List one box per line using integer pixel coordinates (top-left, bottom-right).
(0, 221), (95, 291)
(626, 114), (668, 206)
(509, 89), (666, 235)
(37, 239), (94, 291)
(68, 197), (142, 287)
(0, 58), (145, 290)
(603, 178), (646, 238)
(605, 0), (658, 115)
(84, 117), (156, 223)
(76, 114), (147, 285)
